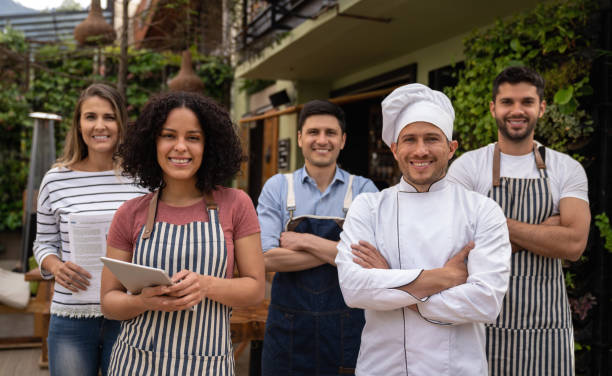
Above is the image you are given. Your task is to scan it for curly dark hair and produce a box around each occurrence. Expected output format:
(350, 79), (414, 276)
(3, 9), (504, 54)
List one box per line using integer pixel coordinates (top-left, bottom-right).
(119, 91), (244, 192)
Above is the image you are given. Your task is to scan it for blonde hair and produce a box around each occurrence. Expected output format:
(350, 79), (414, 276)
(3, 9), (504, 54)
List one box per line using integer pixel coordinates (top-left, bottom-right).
(54, 83), (127, 168)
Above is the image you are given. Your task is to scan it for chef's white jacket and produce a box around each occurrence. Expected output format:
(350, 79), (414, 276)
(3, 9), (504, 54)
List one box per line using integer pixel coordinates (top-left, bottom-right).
(336, 177), (511, 376)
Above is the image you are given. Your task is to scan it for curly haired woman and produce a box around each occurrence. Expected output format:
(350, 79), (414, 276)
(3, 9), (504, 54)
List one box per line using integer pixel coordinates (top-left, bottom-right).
(100, 91), (265, 376)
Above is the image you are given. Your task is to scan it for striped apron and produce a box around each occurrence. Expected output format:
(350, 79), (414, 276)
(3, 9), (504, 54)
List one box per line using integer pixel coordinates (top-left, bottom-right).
(109, 191), (234, 376)
(486, 143), (574, 376)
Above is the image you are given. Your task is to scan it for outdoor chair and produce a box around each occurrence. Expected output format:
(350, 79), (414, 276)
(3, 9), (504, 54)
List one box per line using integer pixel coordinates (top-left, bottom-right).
(0, 268), (52, 368)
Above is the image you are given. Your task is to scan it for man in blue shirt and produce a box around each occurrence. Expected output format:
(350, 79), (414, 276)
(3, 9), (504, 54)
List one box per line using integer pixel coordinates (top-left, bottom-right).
(257, 100), (378, 375)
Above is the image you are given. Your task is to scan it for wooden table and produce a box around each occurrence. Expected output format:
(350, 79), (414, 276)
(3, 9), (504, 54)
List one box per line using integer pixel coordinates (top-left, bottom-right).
(230, 299), (269, 362)
(1, 274), (270, 372)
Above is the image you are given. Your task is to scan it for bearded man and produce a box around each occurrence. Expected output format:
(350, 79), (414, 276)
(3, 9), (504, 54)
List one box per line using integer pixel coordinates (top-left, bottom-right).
(447, 66), (591, 375)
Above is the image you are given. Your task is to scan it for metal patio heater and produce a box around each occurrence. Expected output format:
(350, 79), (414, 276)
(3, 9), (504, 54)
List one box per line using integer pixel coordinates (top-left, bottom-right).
(20, 113), (61, 271)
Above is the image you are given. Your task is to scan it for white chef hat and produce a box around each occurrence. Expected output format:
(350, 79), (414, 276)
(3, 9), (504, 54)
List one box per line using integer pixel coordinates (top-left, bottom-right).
(381, 83), (455, 146)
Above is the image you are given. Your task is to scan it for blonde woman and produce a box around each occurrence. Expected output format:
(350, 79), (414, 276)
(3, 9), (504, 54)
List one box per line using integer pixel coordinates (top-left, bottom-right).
(33, 83), (148, 376)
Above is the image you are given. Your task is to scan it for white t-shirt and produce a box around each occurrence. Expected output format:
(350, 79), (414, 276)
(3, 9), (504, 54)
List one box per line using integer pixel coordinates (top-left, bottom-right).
(447, 143), (588, 214)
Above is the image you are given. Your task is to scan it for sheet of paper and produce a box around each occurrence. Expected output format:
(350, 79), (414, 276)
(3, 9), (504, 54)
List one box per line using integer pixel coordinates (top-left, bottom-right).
(67, 213), (114, 303)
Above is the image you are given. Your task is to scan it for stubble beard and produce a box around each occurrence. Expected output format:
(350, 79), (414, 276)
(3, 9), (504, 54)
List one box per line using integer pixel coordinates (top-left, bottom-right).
(308, 156), (336, 168)
(496, 116), (537, 142)
(403, 162), (448, 190)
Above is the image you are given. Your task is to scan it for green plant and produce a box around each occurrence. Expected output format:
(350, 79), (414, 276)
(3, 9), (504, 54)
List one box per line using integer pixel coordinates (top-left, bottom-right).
(575, 342), (592, 351)
(565, 270), (576, 289)
(27, 43), (95, 154)
(594, 213), (612, 253)
(447, 0), (597, 154)
(239, 78), (275, 95)
(0, 29), (234, 231)
(0, 28), (30, 231)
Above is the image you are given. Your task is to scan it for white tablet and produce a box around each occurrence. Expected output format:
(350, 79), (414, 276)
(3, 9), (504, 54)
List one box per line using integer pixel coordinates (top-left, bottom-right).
(101, 257), (173, 293)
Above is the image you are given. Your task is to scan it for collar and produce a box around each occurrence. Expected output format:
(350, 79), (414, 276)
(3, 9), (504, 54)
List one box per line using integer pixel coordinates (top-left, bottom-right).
(398, 175), (448, 193)
(298, 165), (345, 186)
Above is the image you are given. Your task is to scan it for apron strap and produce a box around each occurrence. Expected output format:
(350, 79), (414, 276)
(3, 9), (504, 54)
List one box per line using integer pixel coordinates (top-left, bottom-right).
(284, 173), (296, 220)
(492, 143), (501, 187)
(203, 191), (217, 211)
(342, 174), (355, 214)
(537, 144), (548, 178)
(142, 190), (217, 240)
(492, 142), (547, 187)
(142, 190), (160, 240)
(534, 143), (546, 170)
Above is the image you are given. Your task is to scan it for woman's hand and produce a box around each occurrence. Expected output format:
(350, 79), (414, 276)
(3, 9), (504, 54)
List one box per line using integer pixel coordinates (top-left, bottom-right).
(50, 260), (92, 292)
(161, 269), (210, 311)
(137, 285), (182, 312)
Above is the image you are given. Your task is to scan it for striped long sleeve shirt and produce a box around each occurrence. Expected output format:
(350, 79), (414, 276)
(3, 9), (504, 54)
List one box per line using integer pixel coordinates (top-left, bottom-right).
(33, 167), (148, 317)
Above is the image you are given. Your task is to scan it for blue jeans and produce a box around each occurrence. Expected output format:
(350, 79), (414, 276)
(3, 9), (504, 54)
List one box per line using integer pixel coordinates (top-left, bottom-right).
(48, 315), (121, 376)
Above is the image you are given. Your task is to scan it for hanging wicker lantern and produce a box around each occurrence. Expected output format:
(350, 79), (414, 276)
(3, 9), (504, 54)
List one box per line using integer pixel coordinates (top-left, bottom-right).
(74, 0), (116, 46)
(168, 50), (205, 93)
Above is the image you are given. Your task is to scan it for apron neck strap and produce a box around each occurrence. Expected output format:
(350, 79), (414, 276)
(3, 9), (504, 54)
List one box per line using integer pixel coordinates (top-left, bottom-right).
(203, 191), (217, 211)
(142, 190), (160, 240)
(342, 174), (355, 214)
(284, 173), (296, 220)
(492, 143), (501, 187)
(141, 190), (217, 240)
(533, 143), (546, 170)
(492, 142), (547, 188)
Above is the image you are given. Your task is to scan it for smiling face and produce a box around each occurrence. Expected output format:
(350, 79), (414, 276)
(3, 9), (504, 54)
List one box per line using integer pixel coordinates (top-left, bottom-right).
(490, 82), (546, 142)
(156, 107), (205, 186)
(297, 114), (346, 170)
(79, 96), (119, 158)
(391, 122), (458, 192)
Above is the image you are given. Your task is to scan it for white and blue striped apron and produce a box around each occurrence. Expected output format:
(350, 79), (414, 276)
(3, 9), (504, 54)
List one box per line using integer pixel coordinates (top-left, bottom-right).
(109, 191), (234, 376)
(486, 143), (574, 376)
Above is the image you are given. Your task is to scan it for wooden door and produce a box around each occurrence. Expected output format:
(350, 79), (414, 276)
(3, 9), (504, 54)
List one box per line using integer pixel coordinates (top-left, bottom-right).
(236, 123), (250, 192)
(261, 114), (279, 186)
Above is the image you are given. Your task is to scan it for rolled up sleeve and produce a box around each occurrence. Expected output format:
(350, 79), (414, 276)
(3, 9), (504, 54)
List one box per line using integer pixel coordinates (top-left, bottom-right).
(257, 175), (285, 252)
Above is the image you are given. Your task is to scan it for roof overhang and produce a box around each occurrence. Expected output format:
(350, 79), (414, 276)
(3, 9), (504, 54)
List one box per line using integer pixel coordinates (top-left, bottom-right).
(235, 0), (542, 81)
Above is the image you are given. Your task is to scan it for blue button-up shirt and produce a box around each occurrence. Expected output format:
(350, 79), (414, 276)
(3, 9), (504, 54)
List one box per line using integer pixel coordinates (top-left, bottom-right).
(257, 166), (378, 252)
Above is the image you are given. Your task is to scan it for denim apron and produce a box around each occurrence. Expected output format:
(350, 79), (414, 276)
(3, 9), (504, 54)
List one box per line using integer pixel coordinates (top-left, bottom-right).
(109, 191), (234, 376)
(486, 143), (574, 375)
(262, 173), (364, 376)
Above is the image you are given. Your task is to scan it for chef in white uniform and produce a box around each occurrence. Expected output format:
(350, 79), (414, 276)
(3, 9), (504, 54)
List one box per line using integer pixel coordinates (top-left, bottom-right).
(336, 83), (512, 376)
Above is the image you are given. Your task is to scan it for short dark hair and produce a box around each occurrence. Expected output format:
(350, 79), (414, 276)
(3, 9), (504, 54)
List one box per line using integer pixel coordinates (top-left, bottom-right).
(119, 91), (244, 193)
(297, 100), (346, 133)
(492, 66), (545, 101)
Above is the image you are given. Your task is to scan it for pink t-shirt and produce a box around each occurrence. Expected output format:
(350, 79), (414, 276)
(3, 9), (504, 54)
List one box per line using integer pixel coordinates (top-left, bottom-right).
(107, 187), (260, 278)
